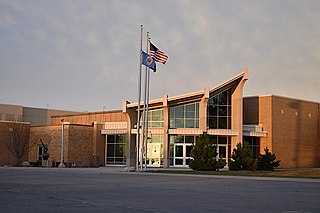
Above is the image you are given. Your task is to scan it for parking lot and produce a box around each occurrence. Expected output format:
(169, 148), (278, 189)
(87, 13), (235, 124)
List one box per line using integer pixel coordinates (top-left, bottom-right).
(0, 167), (319, 213)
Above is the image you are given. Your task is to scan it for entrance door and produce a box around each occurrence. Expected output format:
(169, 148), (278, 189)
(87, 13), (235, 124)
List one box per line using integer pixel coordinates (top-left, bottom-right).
(146, 143), (161, 167)
(174, 144), (193, 167)
(217, 145), (228, 169)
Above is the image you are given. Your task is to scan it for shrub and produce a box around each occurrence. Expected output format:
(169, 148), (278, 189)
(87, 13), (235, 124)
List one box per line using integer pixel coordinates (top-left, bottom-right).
(189, 133), (225, 171)
(257, 147), (280, 170)
(230, 142), (256, 171)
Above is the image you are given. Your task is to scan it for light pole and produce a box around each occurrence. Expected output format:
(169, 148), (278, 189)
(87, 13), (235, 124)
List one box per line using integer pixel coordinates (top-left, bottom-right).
(59, 120), (71, 168)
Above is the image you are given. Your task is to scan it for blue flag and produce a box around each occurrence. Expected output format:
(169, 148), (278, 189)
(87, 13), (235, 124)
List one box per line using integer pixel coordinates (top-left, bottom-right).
(142, 51), (156, 71)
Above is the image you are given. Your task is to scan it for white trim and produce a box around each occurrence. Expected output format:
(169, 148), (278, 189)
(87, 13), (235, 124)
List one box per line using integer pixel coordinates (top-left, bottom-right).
(104, 122), (127, 129)
(207, 129), (238, 136)
(209, 70), (248, 94)
(101, 129), (127, 134)
(169, 128), (203, 135)
(131, 128), (165, 135)
(243, 124), (267, 137)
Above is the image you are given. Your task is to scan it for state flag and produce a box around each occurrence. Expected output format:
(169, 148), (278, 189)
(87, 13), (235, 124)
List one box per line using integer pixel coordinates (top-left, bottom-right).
(142, 51), (156, 71)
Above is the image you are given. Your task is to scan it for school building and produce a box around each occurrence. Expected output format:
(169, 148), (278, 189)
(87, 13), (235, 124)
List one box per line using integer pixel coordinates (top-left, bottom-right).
(0, 70), (319, 169)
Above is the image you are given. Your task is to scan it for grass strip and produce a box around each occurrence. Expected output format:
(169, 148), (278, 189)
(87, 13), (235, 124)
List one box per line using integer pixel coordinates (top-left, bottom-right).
(148, 169), (320, 179)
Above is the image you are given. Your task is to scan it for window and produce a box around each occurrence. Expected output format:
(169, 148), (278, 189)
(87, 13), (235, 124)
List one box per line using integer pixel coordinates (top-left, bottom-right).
(208, 136), (231, 166)
(169, 135), (198, 166)
(106, 135), (126, 165)
(140, 109), (164, 128)
(38, 145), (43, 161)
(170, 103), (199, 128)
(207, 89), (232, 129)
(244, 136), (260, 159)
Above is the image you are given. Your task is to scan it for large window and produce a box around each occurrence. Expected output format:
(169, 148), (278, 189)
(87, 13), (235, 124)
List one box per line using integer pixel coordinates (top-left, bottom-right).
(169, 135), (198, 166)
(207, 89), (232, 129)
(140, 109), (164, 128)
(244, 136), (260, 159)
(208, 136), (231, 167)
(106, 135), (126, 165)
(170, 103), (199, 128)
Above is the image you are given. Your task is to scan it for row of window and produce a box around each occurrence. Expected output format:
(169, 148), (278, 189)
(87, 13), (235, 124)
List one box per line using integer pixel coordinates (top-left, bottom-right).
(37, 134), (260, 168)
(170, 103), (199, 128)
(140, 102), (200, 129)
(207, 89), (232, 129)
(140, 89), (232, 130)
(104, 135), (260, 167)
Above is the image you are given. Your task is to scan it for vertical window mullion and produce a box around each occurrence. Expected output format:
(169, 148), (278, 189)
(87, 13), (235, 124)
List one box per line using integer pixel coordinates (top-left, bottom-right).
(184, 105), (186, 128)
(113, 135), (116, 163)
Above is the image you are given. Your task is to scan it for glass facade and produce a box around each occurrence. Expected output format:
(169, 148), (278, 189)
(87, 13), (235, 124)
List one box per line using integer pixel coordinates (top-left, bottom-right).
(140, 109), (164, 128)
(208, 135), (231, 167)
(169, 135), (198, 166)
(244, 136), (260, 159)
(106, 134), (126, 165)
(170, 102), (199, 128)
(207, 89), (232, 129)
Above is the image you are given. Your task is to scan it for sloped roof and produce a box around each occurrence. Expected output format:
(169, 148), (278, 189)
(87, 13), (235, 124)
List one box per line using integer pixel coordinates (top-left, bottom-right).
(127, 69), (249, 109)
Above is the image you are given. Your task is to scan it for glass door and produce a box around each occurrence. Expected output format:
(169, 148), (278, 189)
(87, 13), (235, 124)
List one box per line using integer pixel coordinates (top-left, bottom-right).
(174, 144), (184, 166)
(185, 143), (193, 166)
(174, 144), (193, 167)
(217, 145), (228, 169)
(146, 143), (161, 167)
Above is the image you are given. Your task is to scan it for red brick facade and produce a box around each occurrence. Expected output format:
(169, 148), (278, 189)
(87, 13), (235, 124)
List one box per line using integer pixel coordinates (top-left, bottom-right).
(244, 95), (320, 168)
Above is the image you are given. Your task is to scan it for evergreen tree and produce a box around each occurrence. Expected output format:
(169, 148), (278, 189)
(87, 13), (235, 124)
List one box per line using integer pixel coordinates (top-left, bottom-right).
(230, 142), (256, 171)
(257, 147), (281, 170)
(189, 133), (225, 171)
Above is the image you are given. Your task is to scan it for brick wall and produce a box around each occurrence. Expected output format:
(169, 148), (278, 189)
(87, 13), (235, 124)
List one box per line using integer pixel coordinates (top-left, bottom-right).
(66, 125), (93, 167)
(243, 96), (273, 152)
(51, 110), (127, 125)
(29, 125), (62, 166)
(258, 96), (273, 153)
(29, 124), (94, 167)
(271, 96), (320, 168)
(244, 96), (320, 168)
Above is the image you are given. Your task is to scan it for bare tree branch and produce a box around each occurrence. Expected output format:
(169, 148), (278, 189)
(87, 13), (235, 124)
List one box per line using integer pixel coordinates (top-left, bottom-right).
(3, 124), (34, 166)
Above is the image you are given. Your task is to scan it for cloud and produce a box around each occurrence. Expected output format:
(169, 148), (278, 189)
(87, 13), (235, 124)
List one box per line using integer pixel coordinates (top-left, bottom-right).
(0, 0), (319, 111)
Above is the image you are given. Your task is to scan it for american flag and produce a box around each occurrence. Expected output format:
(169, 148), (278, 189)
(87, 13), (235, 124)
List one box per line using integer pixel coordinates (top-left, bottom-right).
(149, 42), (168, 64)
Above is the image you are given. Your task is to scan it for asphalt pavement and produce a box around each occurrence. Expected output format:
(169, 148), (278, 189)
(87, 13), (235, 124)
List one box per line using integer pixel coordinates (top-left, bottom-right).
(0, 167), (319, 213)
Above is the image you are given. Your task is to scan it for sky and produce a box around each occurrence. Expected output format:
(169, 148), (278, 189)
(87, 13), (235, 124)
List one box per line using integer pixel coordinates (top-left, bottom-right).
(0, 0), (319, 112)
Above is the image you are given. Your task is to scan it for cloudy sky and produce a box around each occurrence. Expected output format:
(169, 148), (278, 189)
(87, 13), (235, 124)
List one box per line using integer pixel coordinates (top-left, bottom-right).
(1, 0), (319, 112)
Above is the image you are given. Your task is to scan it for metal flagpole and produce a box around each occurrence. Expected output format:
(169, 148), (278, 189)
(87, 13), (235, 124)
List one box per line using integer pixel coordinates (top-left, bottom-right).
(144, 33), (151, 171)
(140, 82), (146, 171)
(141, 31), (149, 171)
(144, 61), (151, 170)
(136, 25), (143, 172)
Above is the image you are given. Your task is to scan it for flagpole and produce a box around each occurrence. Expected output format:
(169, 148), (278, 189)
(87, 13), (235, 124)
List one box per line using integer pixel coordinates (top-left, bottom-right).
(141, 74), (146, 171)
(141, 31), (150, 171)
(145, 61), (150, 170)
(144, 33), (150, 171)
(136, 25), (143, 172)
